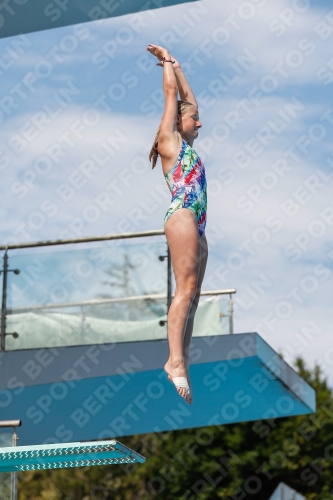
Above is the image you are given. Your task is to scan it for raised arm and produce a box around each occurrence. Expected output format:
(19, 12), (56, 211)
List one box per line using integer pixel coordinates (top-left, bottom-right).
(174, 64), (198, 108)
(147, 44), (181, 164)
(155, 52), (197, 107)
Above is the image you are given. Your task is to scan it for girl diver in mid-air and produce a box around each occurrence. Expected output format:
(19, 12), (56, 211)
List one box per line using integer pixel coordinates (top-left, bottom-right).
(147, 44), (208, 405)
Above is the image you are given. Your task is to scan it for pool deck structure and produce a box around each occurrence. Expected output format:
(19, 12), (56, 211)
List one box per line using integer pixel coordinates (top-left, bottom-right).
(0, 0), (198, 39)
(0, 332), (316, 445)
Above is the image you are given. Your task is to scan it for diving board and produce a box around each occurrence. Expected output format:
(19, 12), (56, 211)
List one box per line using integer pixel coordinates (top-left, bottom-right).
(0, 440), (145, 473)
(0, 0), (198, 40)
(0, 332), (316, 445)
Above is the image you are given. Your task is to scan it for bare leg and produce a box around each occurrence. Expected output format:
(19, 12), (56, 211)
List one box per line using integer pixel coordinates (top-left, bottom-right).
(164, 208), (201, 403)
(183, 234), (208, 402)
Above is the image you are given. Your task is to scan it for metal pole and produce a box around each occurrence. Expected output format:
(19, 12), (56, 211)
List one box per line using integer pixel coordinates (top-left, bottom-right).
(1, 251), (8, 351)
(11, 428), (18, 500)
(8, 289), (237, 313)
(167, 244), (172, 312)
(229, 293), (234, 334)
(0, 229), (166, 251)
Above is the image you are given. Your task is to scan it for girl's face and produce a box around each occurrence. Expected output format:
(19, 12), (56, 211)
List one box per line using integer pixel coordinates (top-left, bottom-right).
(177, 106), (202, 142)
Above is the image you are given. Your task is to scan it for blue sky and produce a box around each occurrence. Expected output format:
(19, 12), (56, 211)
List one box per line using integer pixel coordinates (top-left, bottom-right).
(1, 0), (333, 384)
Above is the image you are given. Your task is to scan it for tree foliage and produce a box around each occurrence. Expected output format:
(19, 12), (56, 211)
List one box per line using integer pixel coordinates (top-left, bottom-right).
(18, 359), (333, 499)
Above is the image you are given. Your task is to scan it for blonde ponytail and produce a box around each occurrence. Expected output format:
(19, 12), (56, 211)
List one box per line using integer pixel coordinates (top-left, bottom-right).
(149, 125), (160, 170)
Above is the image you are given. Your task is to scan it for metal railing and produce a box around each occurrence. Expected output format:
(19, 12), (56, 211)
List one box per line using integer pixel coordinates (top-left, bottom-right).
(0, 229), (166, 250)
(0, 230), (236, 351)
(0, 420), (21, 500)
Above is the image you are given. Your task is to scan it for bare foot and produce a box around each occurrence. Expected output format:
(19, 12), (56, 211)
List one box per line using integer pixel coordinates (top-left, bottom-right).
(164, 360), (191, 404)
(166, 363), (192, 403)
(184, 358), (192, 405)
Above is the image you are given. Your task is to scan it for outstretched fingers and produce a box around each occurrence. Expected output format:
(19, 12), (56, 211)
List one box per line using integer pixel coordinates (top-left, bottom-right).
(146, 44), (168, 62)
(147, 44), (180, 68)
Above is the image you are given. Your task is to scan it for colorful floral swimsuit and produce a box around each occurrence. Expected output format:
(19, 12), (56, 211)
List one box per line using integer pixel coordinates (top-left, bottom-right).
(164, 138), (207, 238)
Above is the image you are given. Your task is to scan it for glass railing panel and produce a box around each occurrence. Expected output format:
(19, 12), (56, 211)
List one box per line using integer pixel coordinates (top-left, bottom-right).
(5, 240), (168, 350)
(2, 240), (233, 350)
(195, 295), (231, 337)
(6, 297), (168, 349)
(5, 295), (231, 350)
(6, 240), (167, 306)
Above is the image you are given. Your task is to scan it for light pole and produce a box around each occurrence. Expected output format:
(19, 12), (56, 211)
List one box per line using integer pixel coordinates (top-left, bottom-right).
(0, 251), (20, 351)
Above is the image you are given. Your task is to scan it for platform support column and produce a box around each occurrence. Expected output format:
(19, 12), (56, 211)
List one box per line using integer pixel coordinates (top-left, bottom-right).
(11, 427), (18, 500)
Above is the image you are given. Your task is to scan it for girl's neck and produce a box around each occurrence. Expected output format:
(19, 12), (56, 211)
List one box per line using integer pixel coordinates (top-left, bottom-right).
(181, 133), (193, 147)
